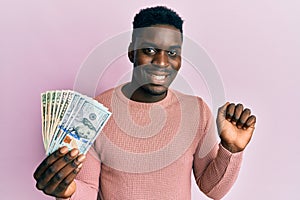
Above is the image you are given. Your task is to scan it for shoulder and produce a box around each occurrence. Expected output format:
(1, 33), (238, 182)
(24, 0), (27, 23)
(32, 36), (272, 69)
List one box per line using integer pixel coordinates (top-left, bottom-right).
(169, 89), (213, 124)
(170, 89), (211, 110)
(95, 88), (114, 99)
(94, 87), (116, 108)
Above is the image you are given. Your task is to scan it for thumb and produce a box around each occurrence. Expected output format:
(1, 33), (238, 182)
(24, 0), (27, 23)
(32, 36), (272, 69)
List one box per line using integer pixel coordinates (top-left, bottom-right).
(217, 102), (230, 120)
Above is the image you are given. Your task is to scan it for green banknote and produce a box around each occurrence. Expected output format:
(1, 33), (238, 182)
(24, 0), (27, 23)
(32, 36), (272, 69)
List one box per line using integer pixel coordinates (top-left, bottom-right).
(41, 90), (112, 155)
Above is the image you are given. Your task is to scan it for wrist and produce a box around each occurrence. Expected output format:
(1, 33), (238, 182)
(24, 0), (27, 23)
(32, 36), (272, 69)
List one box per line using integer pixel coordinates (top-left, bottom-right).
(220, 140), (244, 153)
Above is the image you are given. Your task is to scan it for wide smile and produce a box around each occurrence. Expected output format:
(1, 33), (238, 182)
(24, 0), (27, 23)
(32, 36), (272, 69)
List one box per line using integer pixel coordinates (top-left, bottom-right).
(145, 70), (172, 85)
(151, 74), (168, 81)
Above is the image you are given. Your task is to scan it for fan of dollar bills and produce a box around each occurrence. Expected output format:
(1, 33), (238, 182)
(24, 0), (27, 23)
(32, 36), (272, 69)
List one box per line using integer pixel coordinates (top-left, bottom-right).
(41, 90), (111, 155)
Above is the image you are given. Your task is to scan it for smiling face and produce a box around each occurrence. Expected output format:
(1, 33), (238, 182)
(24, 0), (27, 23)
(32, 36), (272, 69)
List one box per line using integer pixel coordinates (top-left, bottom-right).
(128, 25), (182, 101)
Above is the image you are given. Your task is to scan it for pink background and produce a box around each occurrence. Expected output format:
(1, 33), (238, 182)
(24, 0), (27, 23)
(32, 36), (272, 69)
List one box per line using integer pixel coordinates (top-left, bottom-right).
(1, 0), (299, 199)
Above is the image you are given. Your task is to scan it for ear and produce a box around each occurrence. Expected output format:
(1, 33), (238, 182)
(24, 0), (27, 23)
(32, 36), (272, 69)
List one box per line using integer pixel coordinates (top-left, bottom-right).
(128, 42), (134, 63)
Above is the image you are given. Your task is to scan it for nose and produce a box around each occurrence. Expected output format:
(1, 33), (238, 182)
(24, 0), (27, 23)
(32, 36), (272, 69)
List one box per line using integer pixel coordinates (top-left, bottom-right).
(152, 50), (169, 67)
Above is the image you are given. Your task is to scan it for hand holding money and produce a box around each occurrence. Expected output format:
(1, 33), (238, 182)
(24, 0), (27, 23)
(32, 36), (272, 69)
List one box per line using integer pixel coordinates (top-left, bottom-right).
(34, 147), (85, 198)
(34, 90), (111, 197)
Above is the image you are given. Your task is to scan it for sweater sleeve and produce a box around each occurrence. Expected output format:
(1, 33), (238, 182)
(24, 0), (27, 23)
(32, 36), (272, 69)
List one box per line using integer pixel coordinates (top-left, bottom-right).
(193, 142), (243, 199)
(56, 148), (101, 200)
(193, 100), (243, 200)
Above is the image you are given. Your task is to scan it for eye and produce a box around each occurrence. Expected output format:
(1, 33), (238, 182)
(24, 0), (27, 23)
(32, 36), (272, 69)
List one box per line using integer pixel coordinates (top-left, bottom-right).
(143, 47), (156, 55)
(168, 49), (177, 57)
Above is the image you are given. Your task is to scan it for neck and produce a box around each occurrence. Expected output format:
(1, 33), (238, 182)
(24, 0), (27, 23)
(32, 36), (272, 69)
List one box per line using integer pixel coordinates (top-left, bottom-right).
(121, 82), (167, 103)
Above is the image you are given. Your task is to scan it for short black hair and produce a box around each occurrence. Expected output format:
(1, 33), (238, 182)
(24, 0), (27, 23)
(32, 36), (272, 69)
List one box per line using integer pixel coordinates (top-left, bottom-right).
(133, 6), (183, 33)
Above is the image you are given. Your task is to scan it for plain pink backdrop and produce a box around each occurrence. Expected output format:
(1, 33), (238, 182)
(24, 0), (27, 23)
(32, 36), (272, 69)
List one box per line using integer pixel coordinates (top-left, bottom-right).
(1, 0), (299, 199)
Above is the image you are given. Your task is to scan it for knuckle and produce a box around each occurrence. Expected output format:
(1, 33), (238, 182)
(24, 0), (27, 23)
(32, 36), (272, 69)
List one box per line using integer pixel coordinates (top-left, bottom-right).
(71, 160), (79, 168)
(61, 178), (72, 187)
(63, 155), (72, 163)
(47, 166), (56, 174)
(36, 182), (44, 190)
(63, 179), (71, 186)
(54, 150), (61, 158)
(73, 168), (80, 175)
(45, 154), (54, 164)
(43, 188), (52, 195)
(33, 172), (38, 180)
(54, 172), (63, 181)
(39, 172), (46, 180)
(41, 159), (49, 169)
(54, 185), (64, 194)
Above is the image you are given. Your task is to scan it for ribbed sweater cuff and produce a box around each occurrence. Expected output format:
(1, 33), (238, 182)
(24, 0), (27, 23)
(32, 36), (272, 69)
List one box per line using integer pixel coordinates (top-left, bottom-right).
(218, 143), (243, 164)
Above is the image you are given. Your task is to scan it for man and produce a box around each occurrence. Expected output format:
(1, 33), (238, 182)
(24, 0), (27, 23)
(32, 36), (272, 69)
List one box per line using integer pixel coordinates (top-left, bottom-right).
(34, 6), (256, 199)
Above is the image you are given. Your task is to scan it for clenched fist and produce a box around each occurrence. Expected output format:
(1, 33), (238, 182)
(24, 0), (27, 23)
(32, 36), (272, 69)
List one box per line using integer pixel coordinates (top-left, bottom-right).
(217, 102), (257, 153)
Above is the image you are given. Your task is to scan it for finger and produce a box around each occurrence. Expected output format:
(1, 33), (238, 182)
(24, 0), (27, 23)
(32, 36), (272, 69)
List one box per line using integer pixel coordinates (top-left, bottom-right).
(236, 108), (251, 128)
(36, 149), (79, 190)
(34, 146), (69, 180)
(225, 103), (236, 121)
(243, 115), (256, 129)
(54, 163), (83, 195)
(43, 154), (85, 195)
(232, 104), (244, 125)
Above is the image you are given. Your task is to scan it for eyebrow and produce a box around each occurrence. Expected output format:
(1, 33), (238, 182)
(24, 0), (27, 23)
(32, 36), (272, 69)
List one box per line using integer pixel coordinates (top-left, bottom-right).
(139, 42), (182, 50)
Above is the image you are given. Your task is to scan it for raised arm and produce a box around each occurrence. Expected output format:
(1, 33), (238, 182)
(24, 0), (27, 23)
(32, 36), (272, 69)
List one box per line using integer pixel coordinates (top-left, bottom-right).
(193, 102), (256, 199)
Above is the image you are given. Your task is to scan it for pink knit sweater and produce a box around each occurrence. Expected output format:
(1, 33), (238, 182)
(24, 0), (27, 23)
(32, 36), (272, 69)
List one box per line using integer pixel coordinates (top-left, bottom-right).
(58, 84), (243, 200)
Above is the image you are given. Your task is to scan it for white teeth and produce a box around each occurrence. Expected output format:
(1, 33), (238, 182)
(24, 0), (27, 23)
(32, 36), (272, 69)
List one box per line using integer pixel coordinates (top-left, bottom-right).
(152, 75), (166, 80)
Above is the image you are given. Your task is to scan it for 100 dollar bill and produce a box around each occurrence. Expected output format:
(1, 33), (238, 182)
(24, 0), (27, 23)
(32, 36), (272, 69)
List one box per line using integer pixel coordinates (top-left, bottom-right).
(41, 90), (111, 155)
